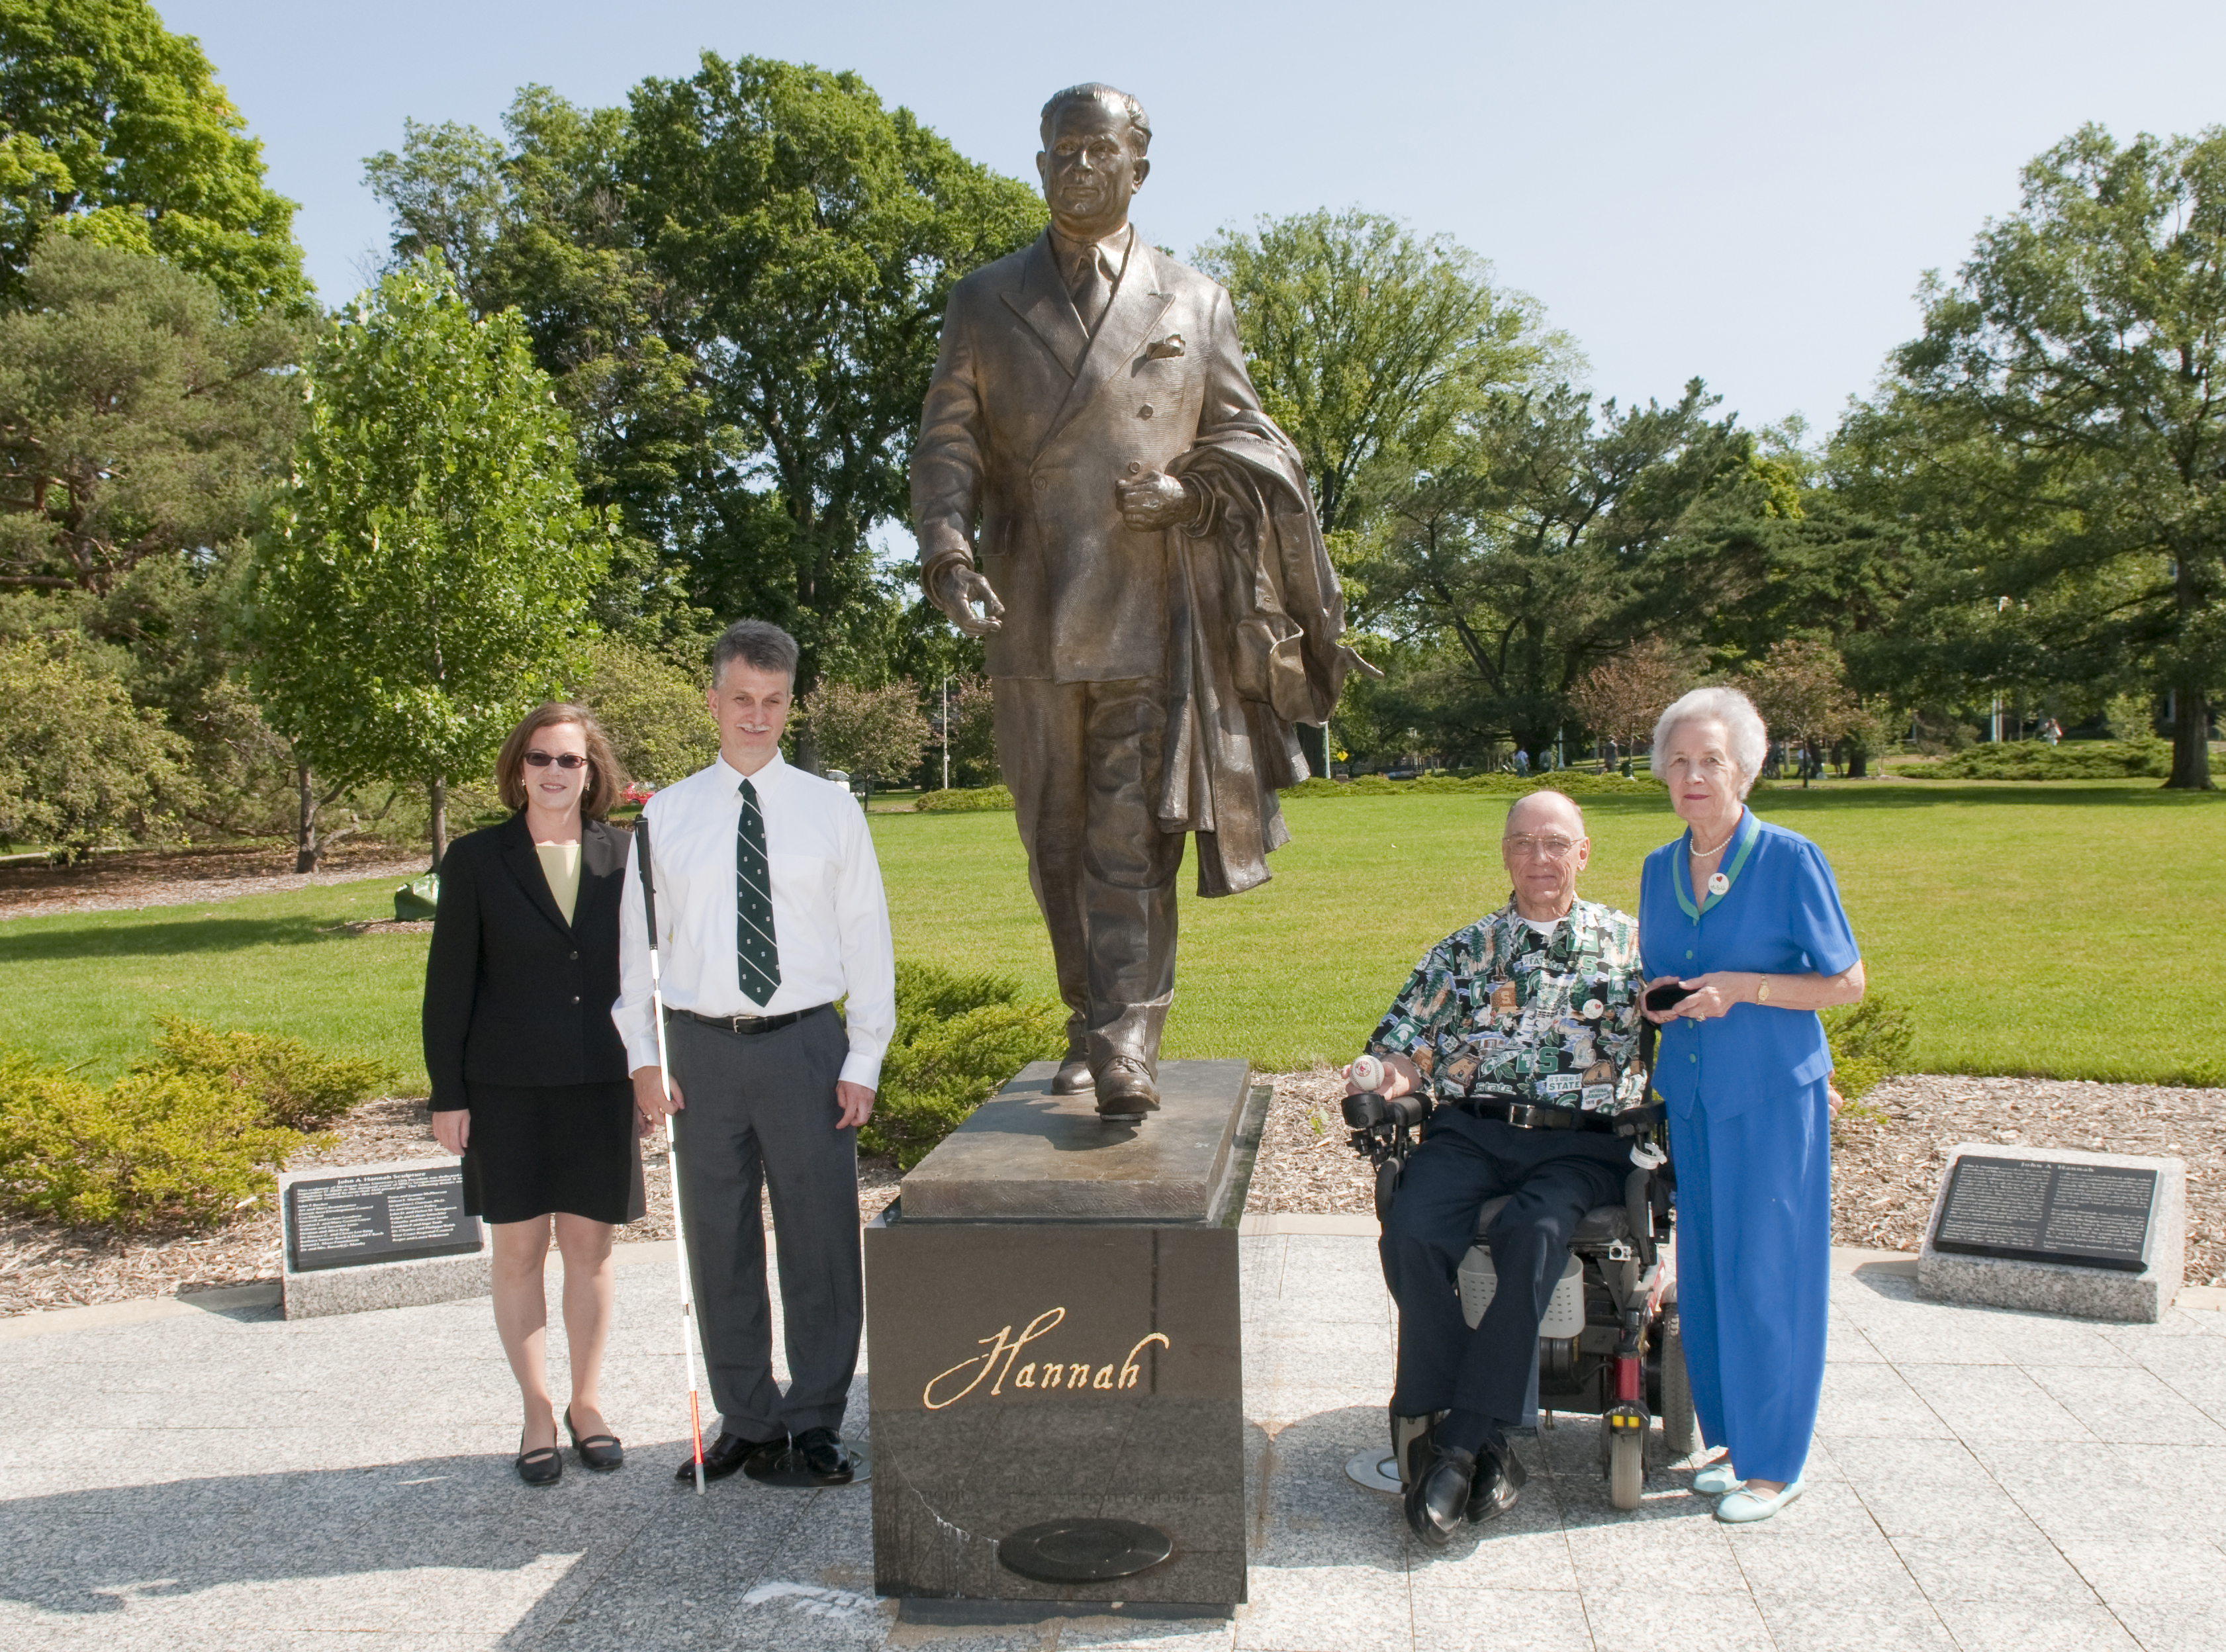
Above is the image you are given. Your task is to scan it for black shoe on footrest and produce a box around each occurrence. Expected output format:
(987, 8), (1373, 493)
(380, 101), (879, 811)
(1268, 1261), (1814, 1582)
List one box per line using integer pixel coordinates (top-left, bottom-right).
(1465, 1439), (1526, 1523)
(1405, 1445), (1476, 1548)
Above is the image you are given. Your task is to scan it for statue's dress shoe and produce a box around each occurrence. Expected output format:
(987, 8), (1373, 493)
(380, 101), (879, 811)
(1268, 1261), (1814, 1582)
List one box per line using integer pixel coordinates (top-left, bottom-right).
(1050, 1050), (1094, 1093)
(793, 1426), (855, 1485)
(1465, 1439), (1526, 1523)
(676, 1430), (784, 1483)
(1405, 1444), (1476, 1548)
(1094, 1058), (1160, 1119)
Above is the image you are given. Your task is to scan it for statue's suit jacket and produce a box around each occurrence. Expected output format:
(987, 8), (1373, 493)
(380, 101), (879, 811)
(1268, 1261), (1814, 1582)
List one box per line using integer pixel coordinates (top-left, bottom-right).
(912, 228), (1265, 684)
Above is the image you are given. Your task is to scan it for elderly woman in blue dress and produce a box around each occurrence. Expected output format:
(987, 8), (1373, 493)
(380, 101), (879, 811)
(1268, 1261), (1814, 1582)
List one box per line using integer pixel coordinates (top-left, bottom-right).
(1638, 686), (1864, 1524)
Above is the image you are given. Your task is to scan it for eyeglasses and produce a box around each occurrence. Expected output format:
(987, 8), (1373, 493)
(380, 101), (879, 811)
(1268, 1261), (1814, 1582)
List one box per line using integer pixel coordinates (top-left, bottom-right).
(524, 752), (588, 770)
(1505, 835), (1581, 861)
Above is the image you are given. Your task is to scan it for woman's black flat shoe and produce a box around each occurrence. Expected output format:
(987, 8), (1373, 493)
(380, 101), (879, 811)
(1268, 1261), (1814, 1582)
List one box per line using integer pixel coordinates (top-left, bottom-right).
(565, 1406), (624, 1471)
(516, 1445), (563, 1487)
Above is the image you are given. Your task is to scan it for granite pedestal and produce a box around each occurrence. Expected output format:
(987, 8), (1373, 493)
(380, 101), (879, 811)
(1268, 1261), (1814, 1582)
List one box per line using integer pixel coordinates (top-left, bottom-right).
(1917, 1142), (2185, 1322)
(865, 1059), (1265, 1617)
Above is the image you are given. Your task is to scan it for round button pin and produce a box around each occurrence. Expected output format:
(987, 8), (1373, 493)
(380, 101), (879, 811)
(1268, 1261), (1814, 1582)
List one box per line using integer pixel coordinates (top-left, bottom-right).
(1708, 872), (1730, 895)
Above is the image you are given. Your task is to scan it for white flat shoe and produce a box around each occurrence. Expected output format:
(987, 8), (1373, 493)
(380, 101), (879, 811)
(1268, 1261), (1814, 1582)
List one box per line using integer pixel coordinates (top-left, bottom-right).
(1693, 1463), (1743, 1496)
(1716, 1478), (1804, 1524)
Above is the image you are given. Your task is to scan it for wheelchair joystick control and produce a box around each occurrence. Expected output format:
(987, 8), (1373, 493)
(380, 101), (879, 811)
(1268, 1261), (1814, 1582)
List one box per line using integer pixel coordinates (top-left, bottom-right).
(1629, 1140), (1667, 1170)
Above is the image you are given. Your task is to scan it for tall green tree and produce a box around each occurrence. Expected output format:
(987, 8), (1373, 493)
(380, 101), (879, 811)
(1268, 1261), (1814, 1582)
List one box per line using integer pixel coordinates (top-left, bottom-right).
(1358, 381), (1767, 755)
(1860, 123), (2226, 790)
(365, 64), (1044, 721)
(1196, 210), (1559, 552)
(0, 237), (305, 592)
(248, 257), (607, 866)
(0, 0), (306, 312)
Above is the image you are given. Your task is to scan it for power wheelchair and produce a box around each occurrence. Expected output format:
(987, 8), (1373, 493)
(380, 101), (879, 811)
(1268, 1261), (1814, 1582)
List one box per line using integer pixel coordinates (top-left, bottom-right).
(1342, 1065), (1696, 1512)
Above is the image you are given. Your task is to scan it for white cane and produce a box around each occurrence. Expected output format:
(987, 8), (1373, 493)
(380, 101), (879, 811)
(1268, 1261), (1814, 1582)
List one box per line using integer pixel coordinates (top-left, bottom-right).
(635, 816), (708, 1495)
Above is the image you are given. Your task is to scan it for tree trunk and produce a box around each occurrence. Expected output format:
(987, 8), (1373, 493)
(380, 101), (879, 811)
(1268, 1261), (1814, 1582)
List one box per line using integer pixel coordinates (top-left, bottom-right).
(2166, 687), (2214, 790)
(295, 758), (322, 873)
(428, 773), (449, 868)
(1847, 749), (1870, 778)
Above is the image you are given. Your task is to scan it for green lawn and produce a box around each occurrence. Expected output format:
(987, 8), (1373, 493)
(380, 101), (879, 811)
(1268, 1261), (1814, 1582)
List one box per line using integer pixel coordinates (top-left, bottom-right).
(4, 780), (2221, 1089)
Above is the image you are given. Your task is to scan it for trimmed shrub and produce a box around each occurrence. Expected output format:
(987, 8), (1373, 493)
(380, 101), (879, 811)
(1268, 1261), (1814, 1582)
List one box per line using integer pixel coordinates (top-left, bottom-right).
(863, 962), (1064, 1169)
(138, 1017), (393, 1132)
(1823, 991), (1916, 1103)
(1899, 739), (2168, 781)
(915, 785), (1016, 813)
(0, 1050), (324, 1230)
(1283, 771), (1663, 799)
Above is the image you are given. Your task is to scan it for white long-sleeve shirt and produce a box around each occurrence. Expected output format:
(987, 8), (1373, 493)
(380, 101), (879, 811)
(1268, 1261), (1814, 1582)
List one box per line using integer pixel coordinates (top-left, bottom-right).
(614, 752), (896, 1090)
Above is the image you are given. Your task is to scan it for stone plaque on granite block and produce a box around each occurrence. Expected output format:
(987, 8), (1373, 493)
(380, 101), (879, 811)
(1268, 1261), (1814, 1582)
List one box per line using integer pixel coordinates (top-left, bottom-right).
(866, 1061), (1266, 1614)
(285, 1164), (483, 1271)
(1918, 1142), (2185, 1323)
(1932, 1154), (2157, 1271)
(277, 1157), (493, 1320)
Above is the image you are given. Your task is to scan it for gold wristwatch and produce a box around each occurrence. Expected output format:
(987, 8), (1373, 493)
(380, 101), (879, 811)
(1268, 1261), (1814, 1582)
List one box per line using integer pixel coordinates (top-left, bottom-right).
(1754, 977), (1771, 1003)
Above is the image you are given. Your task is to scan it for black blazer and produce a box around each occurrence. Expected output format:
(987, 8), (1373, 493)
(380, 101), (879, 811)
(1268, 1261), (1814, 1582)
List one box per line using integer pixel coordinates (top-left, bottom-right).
(422, 813), (632, 1111)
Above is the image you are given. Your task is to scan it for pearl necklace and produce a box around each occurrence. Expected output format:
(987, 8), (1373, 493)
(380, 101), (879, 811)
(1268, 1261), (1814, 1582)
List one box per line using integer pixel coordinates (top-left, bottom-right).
(1689, 819), (1739, 859)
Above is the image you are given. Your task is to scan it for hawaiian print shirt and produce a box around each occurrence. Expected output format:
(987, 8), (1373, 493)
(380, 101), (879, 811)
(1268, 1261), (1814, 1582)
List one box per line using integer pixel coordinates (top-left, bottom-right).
(1364, 897), (1649, 1115)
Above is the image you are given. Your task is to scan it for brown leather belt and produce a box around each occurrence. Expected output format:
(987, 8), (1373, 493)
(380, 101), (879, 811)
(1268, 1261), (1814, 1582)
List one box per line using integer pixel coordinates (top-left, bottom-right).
(668, 1003), (830, 1036)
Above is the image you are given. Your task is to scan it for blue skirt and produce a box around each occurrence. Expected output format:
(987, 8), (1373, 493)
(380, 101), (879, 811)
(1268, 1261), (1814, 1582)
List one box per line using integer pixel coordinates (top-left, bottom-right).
(1668, 1076), (1832, 1483)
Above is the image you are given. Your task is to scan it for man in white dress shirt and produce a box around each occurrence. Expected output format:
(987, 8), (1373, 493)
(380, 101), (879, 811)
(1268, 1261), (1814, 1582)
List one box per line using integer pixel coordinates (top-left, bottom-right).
(615, 619), (896, 1486)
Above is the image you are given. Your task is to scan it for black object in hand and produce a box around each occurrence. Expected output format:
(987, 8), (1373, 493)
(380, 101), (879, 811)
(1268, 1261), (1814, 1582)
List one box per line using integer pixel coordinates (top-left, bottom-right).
(1646, 982), (1695, 1012)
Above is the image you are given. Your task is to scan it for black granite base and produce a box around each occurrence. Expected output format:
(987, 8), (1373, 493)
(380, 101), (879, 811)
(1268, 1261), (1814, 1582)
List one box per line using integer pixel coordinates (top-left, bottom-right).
(864, 1060), (1265, 1610)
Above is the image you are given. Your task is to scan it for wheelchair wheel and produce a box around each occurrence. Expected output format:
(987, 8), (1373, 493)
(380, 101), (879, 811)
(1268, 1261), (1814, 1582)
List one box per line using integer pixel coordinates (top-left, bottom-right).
(1609, 1430), (1644, 1510)
(1661, 1310), (1698, 1457)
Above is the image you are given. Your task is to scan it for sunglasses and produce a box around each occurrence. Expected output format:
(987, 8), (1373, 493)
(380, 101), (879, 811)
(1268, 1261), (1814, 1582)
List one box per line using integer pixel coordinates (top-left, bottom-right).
(524, 752), (589, 770)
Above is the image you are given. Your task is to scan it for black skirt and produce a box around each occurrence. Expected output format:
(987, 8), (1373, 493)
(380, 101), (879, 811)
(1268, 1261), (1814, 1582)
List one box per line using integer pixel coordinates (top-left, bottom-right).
(460, 1080), (647, 1226)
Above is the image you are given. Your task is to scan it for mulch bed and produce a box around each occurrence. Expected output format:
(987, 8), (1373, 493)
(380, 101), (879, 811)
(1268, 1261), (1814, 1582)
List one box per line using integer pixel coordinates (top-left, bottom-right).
(1240, 1067), (2225, 1288)
(0, 841), (428, 922)
(5, 1067), (2217, 1318)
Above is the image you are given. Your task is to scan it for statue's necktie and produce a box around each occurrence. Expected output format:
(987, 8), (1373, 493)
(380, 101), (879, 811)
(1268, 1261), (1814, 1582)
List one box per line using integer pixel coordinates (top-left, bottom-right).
(735, 778), (781, 1005)
(1066, 243), (1111, 334)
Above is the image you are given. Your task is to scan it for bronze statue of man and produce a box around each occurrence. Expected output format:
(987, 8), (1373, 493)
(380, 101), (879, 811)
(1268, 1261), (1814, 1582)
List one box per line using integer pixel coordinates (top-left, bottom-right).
(913, 83), (1368, 1120)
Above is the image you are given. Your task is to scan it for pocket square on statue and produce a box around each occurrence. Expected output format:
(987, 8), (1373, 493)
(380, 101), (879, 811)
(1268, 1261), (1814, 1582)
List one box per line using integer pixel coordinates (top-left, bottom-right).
(1145, 334), (1185, 359)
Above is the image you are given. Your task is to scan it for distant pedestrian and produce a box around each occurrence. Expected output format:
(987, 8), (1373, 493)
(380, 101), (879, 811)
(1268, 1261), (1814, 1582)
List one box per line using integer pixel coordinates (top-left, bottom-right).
(616, 619), (896, 1489)
(424, 703), (643, 1486)
(1514, 749), (1530, 776)
(2041, 717), (2062, 747)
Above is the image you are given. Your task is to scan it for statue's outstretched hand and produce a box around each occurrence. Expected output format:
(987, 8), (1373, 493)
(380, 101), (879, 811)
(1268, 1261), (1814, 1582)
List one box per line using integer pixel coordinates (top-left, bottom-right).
(935, 563), (1005, 637)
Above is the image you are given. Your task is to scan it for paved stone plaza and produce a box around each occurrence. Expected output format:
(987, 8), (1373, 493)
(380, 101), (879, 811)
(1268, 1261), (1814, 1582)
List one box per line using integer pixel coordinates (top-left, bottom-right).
(1, 1226), (2220, 1651)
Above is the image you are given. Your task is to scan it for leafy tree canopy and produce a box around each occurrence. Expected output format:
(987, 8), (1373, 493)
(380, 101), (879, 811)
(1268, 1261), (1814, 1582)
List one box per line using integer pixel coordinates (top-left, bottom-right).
(365, 60), (1045, 704)
(248, 257), (608, 862)
(1847, 122), (2226, 788)
(0, 237), (306, 592)
(0, 0), (306, 313)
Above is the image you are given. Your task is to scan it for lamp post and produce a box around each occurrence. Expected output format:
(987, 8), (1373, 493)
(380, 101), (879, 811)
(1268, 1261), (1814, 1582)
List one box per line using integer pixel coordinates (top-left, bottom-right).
(941, 674), (950, 792)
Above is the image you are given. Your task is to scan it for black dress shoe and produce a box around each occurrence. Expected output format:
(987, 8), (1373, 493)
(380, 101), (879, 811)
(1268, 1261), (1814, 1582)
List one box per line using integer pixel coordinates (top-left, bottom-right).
(516, 1444), (562, 1487)
(1465, 1439), (1527, 1523)
(793, 1426), (855, 1485)
(1405, 1444), (1475, 1548)
(1095, 1058), (1160, 1119)
(678, 1431), (784, 1483)
(564, 1406), (623, 1471)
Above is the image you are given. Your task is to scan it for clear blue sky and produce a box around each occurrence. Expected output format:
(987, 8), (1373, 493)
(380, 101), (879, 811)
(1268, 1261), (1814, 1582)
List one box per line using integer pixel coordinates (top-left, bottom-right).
(164, 0), (2226, 436)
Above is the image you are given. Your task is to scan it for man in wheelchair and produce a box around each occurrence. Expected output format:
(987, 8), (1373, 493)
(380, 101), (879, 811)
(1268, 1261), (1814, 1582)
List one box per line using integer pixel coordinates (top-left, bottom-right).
(1346, 790), (1650, 1547)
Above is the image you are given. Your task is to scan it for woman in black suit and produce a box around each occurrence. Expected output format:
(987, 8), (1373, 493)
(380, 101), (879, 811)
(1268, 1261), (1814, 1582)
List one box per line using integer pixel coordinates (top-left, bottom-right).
(424, 703), (645, 1485)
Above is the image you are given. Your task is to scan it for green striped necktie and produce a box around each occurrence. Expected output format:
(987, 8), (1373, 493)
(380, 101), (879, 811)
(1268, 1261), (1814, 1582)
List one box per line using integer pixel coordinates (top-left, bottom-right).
(736, 777), (781, 1004)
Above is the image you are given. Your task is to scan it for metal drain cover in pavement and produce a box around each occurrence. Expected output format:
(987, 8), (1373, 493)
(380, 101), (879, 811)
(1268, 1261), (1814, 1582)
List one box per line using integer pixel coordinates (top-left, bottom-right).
(997, 1518), (1174, 1583)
